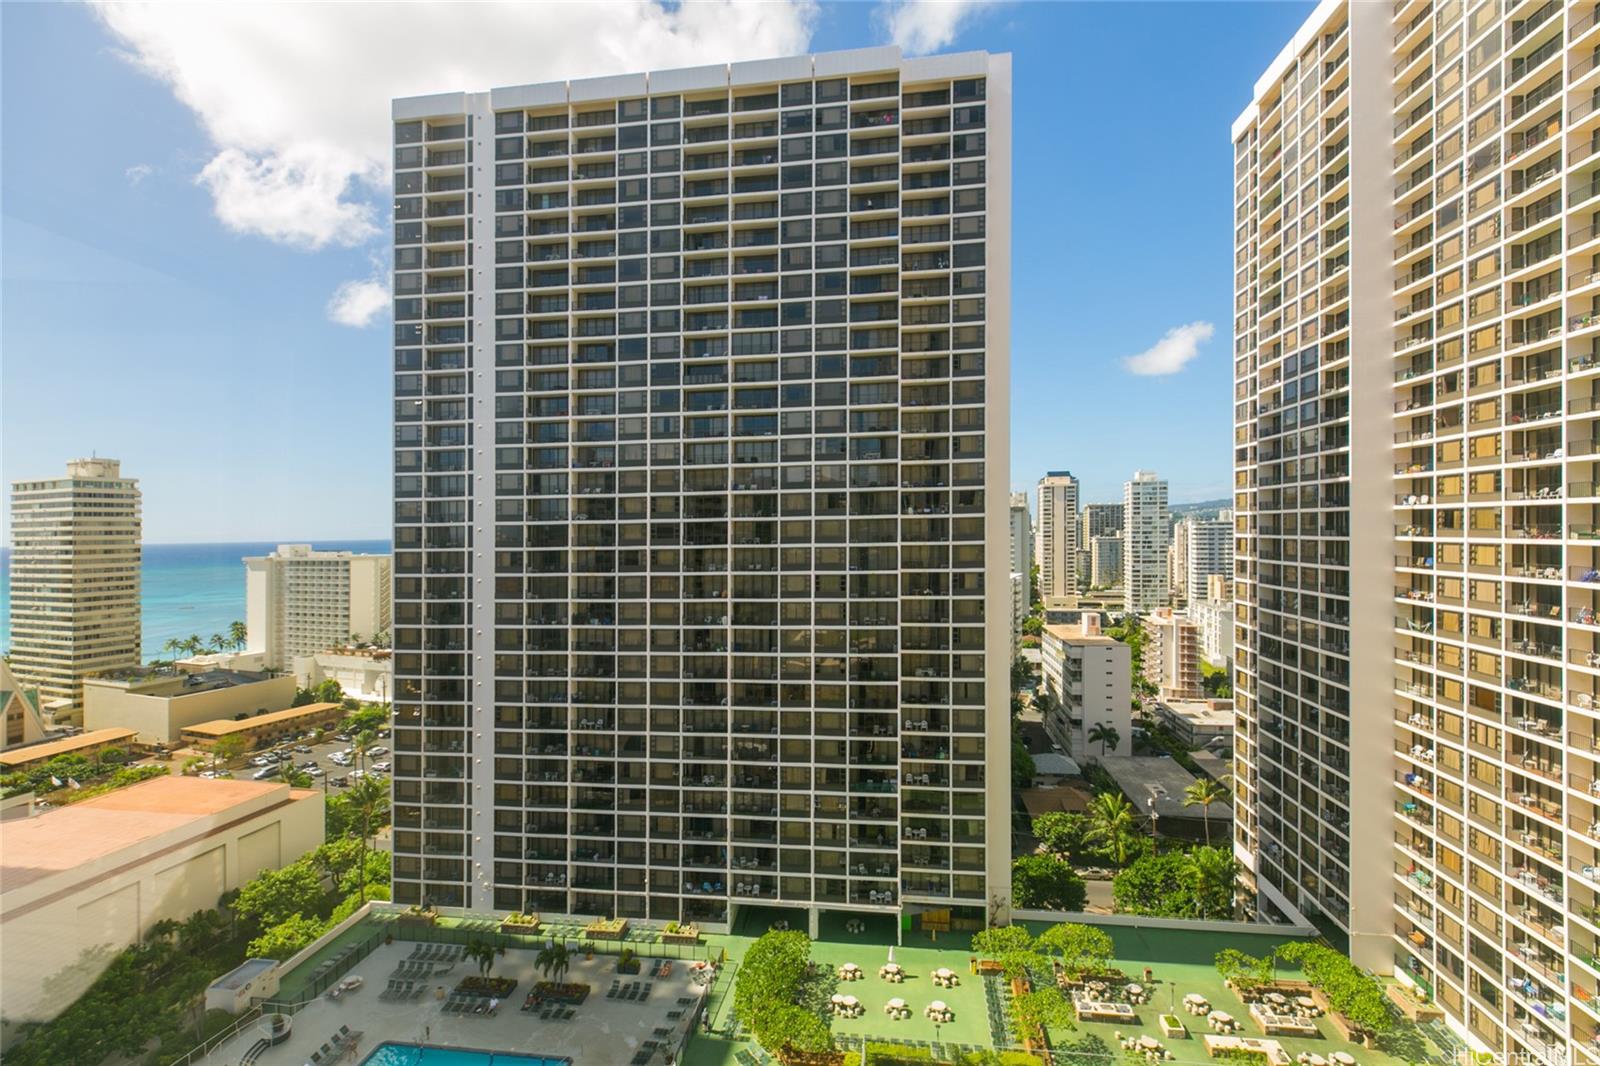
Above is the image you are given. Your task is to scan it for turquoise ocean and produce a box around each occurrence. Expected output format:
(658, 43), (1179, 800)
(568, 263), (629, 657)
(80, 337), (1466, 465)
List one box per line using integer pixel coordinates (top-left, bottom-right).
(0, 541), (391, 663)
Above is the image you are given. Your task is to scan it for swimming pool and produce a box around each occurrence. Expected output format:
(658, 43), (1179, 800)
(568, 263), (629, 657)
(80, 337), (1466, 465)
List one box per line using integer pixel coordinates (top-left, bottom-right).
(360, 1044), (571, 1066)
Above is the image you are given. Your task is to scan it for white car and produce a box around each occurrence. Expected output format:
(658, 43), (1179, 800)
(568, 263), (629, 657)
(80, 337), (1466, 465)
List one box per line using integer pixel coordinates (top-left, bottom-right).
(329, 753), (351, 766)
(371, 760), (392, 773)
(366, 745), (389, 757)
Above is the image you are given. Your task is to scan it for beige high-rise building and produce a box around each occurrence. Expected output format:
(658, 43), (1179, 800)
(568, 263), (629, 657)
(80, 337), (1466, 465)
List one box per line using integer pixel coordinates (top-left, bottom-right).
(391, 46), (1012, 932)
(7, 458), (142, 719)
(243, 545), (392, 671)
(1233, 1), (1600, 1057)
(1035, 471), (1079, 607)
(1144, 606), (1202, 702)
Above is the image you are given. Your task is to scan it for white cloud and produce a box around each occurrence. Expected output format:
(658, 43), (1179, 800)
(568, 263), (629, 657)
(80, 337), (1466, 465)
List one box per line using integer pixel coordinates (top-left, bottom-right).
(327, 276), (390, 329)
(124, 163), (155, 185)
(90, 1), (819, 250)
(1121, 321), (1216, 377)
(880, 0), (1002, 55)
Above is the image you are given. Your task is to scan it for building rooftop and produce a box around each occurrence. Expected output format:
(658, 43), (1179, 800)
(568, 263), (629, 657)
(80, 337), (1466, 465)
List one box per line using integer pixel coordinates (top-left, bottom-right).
(87, 667), (278, 695)
(1095, 755), (1230, 820)
(180, 702), (342, 737)
(0, 727), (138, 769)
(1157, 698), (1237, 729)
(1031, 752), (1081, 777)
(0, 776), (314, 893)
(209, 957), (279, 991)
(1041, 623), (1117, 646)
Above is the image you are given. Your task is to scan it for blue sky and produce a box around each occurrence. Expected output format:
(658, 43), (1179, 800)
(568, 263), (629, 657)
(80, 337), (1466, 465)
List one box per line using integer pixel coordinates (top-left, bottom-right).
(0, 1), (1312, 542)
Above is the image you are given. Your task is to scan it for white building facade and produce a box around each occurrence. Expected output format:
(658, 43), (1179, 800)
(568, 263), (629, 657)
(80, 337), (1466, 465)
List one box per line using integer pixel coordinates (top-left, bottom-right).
(1185, 516), (1234, 608)
(1039, 619), (1130, 760)
(391, 47), (1012, 933)
(244, 545), (392, 671)
(1122, 470), (1169, 613)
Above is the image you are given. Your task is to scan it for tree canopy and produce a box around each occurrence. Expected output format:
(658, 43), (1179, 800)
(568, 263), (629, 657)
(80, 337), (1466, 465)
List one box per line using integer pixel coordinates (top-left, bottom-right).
(732, 930), (833, 1055)
(1011, 854), (1088, 912)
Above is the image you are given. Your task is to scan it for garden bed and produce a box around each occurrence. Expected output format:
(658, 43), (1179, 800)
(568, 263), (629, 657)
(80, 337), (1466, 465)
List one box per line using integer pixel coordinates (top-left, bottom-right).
(455, 976), (517, 998)
(1384, 984), (1442, 1023)
(530, 981), (589, 1005)
(661, 922), (701, 945)
(499, 916), (542, 935)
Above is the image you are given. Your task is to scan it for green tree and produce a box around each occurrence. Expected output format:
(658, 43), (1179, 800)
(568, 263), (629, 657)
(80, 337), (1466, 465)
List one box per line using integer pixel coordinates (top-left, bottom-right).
(1034, 922), (1114, 978)
(465, 938), (504, 977)
(1183, 776), (1230, 846)
(1031, 811), (1092, 862)
(1111, 853), (1193, 917)
(1011, 740), (1036, 789)
(971, 925), (1038, 980)
(733, 930), (829, 1056)
(232, 861), (323, 930)
(228, 619), (249, 651)
(753, 1003), (833, 1056)
(1011, 854), (1088, 911)
(1086, 721), (1121, 757)
(1010, 986), (1074, 1045)
(336, 775), (388, 903)
(184, 634), (207, 658)
(535, 941), (571, 983)
(208, 633), (228, 654)
(313, 678), (344, 705)
(209, 733), (250, 769)
(1214, 948), (1275, 993)
(1275, 943), (1394, 1034)
(162, 636), (188, 662)
(248, 914), (326, 959)
(1084, 791), (1139, 866)
(1181, 846), (1237, 919)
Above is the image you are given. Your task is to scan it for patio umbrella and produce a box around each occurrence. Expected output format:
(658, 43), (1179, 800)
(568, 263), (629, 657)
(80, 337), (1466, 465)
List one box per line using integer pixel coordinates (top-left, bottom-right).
(888, 998), (906, 1009)
(929, 1000), (947, 1012)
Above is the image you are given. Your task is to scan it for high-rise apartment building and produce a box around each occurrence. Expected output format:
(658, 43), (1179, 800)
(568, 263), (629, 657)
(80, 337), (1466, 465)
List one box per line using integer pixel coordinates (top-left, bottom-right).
(1079, 501), (1123, 546)
(1185, 516), (1234, 608)
(1122, 470), (1169, 612)
(1009, 491), (1032, 580)
(1039, 618), (1131, 759)
(1144, 607), (1203, 702)
(8, 459), (142, 718)
(1035, 471), (1079, 607)
(243, 545), (393, 670)
(1233, 2), (1600, 1057)
(390, 46), (1011, 933)
(1089, 534), (1122, 588)
(1170, 517), (1192, 605)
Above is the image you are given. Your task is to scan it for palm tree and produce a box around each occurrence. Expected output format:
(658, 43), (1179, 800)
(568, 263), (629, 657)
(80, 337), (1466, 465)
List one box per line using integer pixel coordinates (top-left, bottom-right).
(228, 620), (249, 651)
(184, 634), (206, 658)
(1183, 776), (1230, 845)
(536, 941), (571, 983)
(466, 938), (504, 977)
(208, 633), (228, 654)
(162, 636), (187, 663)
(1084, 791), (1139, 865)
(1181, 846), (1237, 919)
(344, 775), (387, 903)
(1087, 721), (1121, 757)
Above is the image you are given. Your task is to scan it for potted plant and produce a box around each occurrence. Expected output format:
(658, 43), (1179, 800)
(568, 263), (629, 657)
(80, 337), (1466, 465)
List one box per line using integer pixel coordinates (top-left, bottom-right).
(500, 910), (542, 934)
(617, 946), (642, 974)
(584, 916), (629, 941)
(661, 920), (701, 945)
(398, 904), (438, 927)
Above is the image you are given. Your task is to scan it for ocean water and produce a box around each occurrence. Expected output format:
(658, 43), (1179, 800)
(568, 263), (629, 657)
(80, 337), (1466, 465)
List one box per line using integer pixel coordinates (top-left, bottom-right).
(0, 540), (390, 662)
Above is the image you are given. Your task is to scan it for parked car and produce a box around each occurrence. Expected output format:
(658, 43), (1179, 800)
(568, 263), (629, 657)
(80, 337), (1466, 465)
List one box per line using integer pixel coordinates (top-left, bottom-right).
(328, 776), (348, 788)
(252, 765), (281, 780)
(334, 733), (352, 742)
(250, 756), (272, 767)
(292, 744), (313, 754)
(366, 745), (389, 757)
(371, 760), (392, 773)
(306, 766), (325, 777)
(298, 761), (319, 770)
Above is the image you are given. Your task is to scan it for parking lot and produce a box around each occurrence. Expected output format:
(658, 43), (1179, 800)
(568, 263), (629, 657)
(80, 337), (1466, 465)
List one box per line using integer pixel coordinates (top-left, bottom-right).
(143, 720), (392, 791)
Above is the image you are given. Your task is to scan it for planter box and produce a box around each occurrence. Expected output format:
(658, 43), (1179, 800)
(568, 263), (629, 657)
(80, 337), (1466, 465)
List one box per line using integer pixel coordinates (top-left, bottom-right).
(1161, 1015), (1188, 1038)
(1385, 984), (1443, 1023)
(500, 919), (542, 935)
(397, 912), (438, 927)
(617, 958), (642, 974)
(585, 918), (629, 941)
(661, 928), (701, 945)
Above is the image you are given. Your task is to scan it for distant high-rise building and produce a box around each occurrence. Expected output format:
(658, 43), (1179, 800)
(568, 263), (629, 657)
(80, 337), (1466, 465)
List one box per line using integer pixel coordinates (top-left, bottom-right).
(1009, 491), (1033, 584)
(1089, 535), (1122, 589)
(1169, 517), (1192, 606)
(1035, 472), (1079, 608)
(1185, 516), (1233, 608)
(391, 46), (1013, 926)
(8, 458), (142, 719)
(1122, 471), (1168, 612)
(1078, 502), (1123, 547)
(244, 545), (392, 671)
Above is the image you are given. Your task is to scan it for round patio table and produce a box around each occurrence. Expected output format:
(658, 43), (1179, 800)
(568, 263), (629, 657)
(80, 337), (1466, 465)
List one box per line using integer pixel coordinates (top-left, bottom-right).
(1330, 1054), (1355, 1066)
(1128, 983), (1144, 997)
(841, 996), (859, 1008)
(1307, 1055), (1327, 1066)
(1295, 996), (1317, 1009)
(887, 998), (906, 1010)
(1209, 1012), (1233, 1026)
(1266, 993), (1287, 1005)
(1139, 1037), (1161, 1050)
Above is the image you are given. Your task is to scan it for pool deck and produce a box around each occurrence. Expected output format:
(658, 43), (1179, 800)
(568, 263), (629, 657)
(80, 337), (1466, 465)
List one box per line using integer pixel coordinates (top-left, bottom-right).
(199, 942), (708, 1065)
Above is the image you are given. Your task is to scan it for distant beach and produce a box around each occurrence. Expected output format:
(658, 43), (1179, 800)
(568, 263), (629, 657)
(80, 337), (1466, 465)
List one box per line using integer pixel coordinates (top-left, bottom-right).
(0, 540), (391, 662)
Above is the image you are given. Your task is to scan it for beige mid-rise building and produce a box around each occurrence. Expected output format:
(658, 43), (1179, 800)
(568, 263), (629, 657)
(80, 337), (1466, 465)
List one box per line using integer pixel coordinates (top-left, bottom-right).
(244, 545), (392, 671)
(1123, 470), (1169, 612)
(1234, 1), (1600, 1058)
(1039, 618), (1131, 759)
(1144, 606), (1202, 701)
(7, 459), (142, 719)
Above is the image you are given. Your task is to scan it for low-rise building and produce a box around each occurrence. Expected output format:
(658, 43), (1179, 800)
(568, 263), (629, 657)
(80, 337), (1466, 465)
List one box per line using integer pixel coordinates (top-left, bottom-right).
(1144, 607), (1202, 701)
(0, 659), (50, 752)
(83, 667), (296, 745)
(1039, 618), (1131, 760)
(180, 702), (344, 751)
(0, 775), (322, 1029)
(292, 648), (392, 704)
(1095, 754), (1231, 842)
(1153, 698), (1236, 749)
(0, 727), (139, 774)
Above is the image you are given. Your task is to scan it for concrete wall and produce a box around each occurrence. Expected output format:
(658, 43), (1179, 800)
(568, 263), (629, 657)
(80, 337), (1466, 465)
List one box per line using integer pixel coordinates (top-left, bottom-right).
(83, 674), (296, 745)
